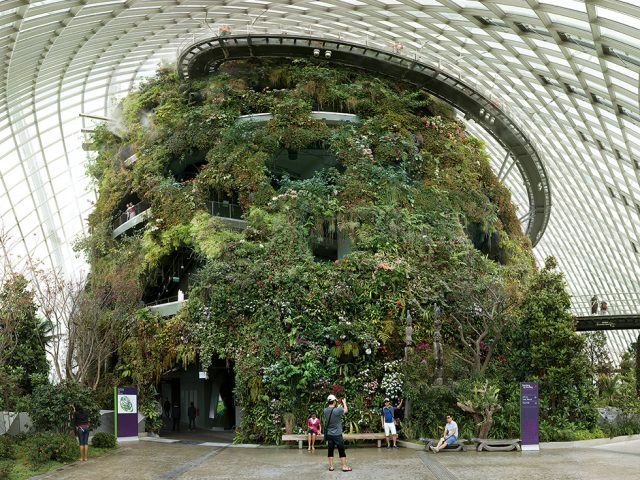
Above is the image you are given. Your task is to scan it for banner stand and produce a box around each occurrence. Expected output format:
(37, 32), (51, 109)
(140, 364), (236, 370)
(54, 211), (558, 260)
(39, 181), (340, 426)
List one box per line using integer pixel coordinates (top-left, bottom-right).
(520, 382), (539, 451)
(115, 386), (139, 442)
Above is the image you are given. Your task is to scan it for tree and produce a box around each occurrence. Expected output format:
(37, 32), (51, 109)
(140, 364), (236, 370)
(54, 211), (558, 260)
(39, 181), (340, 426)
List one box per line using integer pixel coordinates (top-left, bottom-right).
(583, 331), (613, 377)
(20, 259), (140, 387)
(28, 375), (100, 433)
(447, 249), (520, 376)
(456, 380), (502, 438)
(518, 256), (597, 427)
(0, 274), (49, 405)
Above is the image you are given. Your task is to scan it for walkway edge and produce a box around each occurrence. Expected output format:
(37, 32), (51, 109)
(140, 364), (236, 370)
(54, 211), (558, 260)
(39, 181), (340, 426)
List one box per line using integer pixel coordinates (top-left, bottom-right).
(540, 433), (640, 449)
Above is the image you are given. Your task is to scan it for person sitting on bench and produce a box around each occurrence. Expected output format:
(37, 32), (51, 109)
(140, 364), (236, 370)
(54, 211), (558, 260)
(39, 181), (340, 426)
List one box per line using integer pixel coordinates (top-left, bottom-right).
(431, 415), (458, 452)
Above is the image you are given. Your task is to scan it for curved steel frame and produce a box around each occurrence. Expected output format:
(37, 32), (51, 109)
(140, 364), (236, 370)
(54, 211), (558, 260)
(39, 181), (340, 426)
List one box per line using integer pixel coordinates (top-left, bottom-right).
(178, 35), (551, 246)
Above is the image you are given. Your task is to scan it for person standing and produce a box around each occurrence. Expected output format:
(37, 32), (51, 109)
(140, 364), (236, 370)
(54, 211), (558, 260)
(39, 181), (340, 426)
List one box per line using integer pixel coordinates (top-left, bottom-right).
(126, 202), (136, 220)
(600, 300), (608, 315)
(172, 401), (181, 432)
(187, 402), (197, 431)
(381, 398), (403, 448)
(307, 412), (321, 451)
(590, 295), (599, 315)
(323, 394), (352, 472)
(431, 415), (458, 452)
(163, 398), (171, 419)
(73, 403), (90, 462)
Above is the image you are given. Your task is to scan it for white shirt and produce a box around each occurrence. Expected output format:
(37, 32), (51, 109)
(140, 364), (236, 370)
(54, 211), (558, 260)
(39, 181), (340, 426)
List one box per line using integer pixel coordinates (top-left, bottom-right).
(446, 421), (458, 437)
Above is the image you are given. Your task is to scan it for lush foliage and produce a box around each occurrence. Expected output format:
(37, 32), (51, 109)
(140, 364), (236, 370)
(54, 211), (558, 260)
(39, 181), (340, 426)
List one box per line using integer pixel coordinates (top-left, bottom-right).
(0, 274), (50, 410)
(81, 58), (613, 443)
(25, 432), (78, 467)
(91, 432), (117, 449)
(28, 377), (100, 433)
(0, 460), (13, 480)
(0, 433), (115, 480)
(0, 437), (15, 462)
(514, 257), (598, 430)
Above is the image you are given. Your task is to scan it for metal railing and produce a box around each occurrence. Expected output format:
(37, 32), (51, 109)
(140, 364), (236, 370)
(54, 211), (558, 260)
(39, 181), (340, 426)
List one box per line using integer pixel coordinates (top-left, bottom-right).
(207, 200), (243, 219)
(146, 294), (184, 307)
(571, 293), (640, 317)
(112, 200), (149, 230)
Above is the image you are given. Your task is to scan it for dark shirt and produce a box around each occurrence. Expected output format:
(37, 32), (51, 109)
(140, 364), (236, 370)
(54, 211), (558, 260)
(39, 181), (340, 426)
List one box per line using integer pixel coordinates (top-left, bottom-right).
(172, 405), (181, 419)
(188, 406), (196, 419)
(323, 406), (344, 436)
(74, 409), (89, 426)
(164, 401), (171, 411)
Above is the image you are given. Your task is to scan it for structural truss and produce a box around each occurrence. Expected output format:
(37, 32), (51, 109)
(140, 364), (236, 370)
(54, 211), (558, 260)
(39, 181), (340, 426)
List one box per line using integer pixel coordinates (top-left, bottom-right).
(1, 1), (639, 357)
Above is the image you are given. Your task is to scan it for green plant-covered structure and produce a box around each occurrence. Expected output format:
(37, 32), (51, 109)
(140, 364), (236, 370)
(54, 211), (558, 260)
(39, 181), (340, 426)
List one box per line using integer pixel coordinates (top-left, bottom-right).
(83, 58), (600, 443)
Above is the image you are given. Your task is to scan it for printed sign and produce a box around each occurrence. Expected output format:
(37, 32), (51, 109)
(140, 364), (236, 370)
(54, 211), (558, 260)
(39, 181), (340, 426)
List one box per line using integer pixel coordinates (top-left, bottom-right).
(115, 386), (138, 440)
(520, 382), (539, 451)
(117, 394), (137, 414)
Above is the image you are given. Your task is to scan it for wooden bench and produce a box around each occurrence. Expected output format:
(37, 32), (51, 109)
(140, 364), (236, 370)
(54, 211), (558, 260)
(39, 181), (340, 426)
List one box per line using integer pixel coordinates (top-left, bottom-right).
(282, 433), (387, 449)
(471, 438), (521, 452)
(420, 437), (468, 452)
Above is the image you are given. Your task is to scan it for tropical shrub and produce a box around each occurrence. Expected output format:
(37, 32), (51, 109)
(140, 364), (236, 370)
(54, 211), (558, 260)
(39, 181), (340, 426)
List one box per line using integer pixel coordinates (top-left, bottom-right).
(0, 436), (15, 460)
(26, 432), (78, 467)
(28, 377), (100, 433)
(456, 379), (502, 439)
(91, 432), (117, 449)
(0, 460), (14, 480)
(514, 257), (598, 430)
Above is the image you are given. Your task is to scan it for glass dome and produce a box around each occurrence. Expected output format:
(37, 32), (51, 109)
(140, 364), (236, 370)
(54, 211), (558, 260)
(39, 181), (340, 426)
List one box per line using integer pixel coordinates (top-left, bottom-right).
(1, 1), (639, 357)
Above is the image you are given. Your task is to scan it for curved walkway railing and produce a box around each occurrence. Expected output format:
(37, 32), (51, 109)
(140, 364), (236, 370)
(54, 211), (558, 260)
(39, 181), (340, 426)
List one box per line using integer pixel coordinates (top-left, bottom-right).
(176, 34), (551, 246)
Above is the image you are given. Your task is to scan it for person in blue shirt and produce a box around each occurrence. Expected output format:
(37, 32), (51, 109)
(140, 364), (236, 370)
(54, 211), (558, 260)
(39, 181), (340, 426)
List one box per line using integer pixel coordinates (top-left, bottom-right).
(380, 398), (403, 448)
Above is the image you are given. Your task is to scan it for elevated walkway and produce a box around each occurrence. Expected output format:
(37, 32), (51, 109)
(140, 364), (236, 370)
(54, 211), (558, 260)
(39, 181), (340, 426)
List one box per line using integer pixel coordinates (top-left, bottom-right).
(572, 293), (640, 364)
(575, 314), (640, 331)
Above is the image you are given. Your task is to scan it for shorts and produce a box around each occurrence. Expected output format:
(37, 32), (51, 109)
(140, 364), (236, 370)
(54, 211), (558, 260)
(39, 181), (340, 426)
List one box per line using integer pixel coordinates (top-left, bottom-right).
(308, 430), (319, 436)
(445, 435), (457, 446)
(384, 422), (397, 436)
(77, 427), (90, 446)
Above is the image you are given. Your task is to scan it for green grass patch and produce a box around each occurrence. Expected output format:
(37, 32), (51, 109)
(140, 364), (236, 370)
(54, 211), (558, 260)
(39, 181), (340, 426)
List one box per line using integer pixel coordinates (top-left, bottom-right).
(6, 445), (115, 480)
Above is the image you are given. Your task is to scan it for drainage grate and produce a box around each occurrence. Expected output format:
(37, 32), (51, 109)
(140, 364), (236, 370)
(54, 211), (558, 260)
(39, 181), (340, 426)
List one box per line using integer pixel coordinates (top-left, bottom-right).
(417, 451), (459, 480)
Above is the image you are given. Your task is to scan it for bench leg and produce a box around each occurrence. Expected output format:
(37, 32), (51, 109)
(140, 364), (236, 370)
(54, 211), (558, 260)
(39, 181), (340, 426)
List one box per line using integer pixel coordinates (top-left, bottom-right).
(377, 440), (381, 448)
(298, 440), (303, 449)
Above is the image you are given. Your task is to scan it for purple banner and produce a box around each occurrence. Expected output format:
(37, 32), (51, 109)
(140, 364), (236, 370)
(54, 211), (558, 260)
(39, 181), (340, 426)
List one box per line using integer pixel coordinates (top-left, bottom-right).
(115, 386), (138, 439)
(520, 382), (539, 450)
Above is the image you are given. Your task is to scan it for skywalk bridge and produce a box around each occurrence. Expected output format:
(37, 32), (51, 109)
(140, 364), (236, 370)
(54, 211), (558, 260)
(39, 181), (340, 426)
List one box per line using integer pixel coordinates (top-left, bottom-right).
(572, 294), (640, 365)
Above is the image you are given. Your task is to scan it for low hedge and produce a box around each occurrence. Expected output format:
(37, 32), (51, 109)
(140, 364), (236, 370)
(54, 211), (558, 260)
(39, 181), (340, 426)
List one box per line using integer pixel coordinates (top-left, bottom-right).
(91, 432), (117, 449)
(0, 460), (14, 480)
(26, 432), (77, 467)
(0, 436), (15, 460)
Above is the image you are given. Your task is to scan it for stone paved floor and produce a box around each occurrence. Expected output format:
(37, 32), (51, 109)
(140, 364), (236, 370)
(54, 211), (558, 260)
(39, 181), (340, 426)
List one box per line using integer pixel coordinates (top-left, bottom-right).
(34, 437), (640, 480)
(436, 439), (640, 480)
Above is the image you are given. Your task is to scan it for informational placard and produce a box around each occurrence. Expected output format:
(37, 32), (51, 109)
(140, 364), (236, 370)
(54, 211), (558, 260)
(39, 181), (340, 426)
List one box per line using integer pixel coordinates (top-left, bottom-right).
(115, 386), (138, 441)
(520, 382), (539, 451)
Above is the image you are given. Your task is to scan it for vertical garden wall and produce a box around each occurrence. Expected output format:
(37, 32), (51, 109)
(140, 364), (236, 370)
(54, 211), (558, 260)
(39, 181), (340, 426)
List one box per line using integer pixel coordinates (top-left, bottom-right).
(83, 58), (601, 443)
